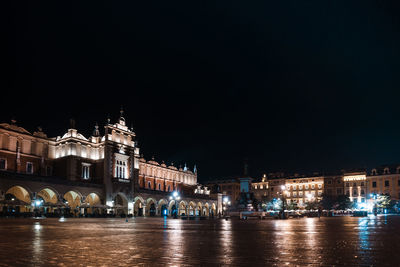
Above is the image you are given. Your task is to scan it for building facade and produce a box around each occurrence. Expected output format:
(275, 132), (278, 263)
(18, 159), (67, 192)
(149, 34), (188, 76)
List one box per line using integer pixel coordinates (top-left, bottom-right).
(367, 166), (400, 200)
(0, 112), (217, 217)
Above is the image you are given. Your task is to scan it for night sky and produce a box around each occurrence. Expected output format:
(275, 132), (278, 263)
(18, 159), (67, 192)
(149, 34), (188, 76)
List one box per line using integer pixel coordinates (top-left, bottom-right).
(4, 1), (400, 181)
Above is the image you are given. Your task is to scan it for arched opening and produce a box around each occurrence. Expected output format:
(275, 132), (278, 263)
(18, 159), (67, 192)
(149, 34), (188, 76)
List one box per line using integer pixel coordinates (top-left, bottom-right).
(37, 188), (59, 216)
(211, 203), (216, 217)
(114, 193), (128, 217)
(188, 201), (196, 216)
(3, 186), (31, 214)
(204, 203), (210, 216)
(178, 201), (187, 216)
(145, 198), (157, 216)
(133, 197), (145, 216)
(196, 202), (202, 216)
(158, 199), (168, 216)
(63, 191), (81, 217)
(84, 193), (102, 216)
(169, 200), (178, 217)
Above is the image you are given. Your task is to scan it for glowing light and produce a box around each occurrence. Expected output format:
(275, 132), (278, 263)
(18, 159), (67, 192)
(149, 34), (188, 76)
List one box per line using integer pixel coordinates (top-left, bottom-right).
(173, 191), (178, 198)
(35, 200), (41, 206)
(343, 175), (366, 181)
(281, 185), (286, 190)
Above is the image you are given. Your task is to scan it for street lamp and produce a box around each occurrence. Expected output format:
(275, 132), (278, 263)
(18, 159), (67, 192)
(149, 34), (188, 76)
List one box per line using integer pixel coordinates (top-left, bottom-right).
(170, 191), (180, 218)
(223, 196), (230, 217)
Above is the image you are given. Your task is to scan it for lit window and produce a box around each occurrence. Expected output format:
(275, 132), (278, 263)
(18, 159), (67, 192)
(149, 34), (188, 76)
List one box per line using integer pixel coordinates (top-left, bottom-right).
(260, 185), (263, 189)
(26, 162), (33, 174)
(299, 185), (303, 190)
(318, 184), (322, 189)
(0, 159), (6, 170)
(311, 184), (315, 189)
(115, 159), (128, 178)
(293, 185), (297, 190)
(299, 191), (303, 197)
(82, 163), (90, 179)
(293, 192), (297, 197)
(305, 185), (309, 190)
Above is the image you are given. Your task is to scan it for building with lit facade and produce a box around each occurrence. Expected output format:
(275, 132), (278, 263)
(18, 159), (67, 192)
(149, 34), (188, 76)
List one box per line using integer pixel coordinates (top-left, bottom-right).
(343, 172), (367, 203)
(0, 112), (217, 217)
(284, 176), (324, 207)
(367, 166), (400, 200)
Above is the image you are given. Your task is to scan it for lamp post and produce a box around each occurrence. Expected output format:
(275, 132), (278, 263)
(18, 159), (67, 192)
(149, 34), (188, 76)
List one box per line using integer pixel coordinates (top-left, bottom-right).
(222, 196), (230, 217)
(169, 191), (180, 218)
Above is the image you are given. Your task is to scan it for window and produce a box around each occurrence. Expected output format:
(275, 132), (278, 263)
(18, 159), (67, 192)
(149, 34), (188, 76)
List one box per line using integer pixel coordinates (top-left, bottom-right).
(353, 183), (357, 187)
(353, 189), (357, 196)
(318, 191), (322, 196)
(305, 185), (309, 190)
(0, 159), (6, 170)
(299, 185), (303, 190)
(26, 162), (33, 174)
(260, 185), (263, 189)
(318, 184), (322, 189)
(372, 181), (377, 188)
(346, 182), (350, 187)
(361, 189), (365, 195)
(385, 180), (389, 187)
(346, 190), (350, 196)
(158, 183), (161, 190)
(82, 163), (90, 179)
(360, 182), (364, 186)
(148, 181), (151, 189)
(167, 185), (171, 192)
(337, 180), (341, 184)
(286, 192), (290, 197)
(293, 192), (297, 197)
(254, 185), (257, 189)
(337, 188), (343, 195)
(115, 160), (127, 178)
(299, 191), (303, 197)
(327, 180), (332, 185)
(293, 185), (297, 190)
(311, 184), (315, 189)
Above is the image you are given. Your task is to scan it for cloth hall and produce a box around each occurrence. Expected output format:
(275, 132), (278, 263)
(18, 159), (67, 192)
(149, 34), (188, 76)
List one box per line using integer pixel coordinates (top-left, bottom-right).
(0, 110), (218, 217)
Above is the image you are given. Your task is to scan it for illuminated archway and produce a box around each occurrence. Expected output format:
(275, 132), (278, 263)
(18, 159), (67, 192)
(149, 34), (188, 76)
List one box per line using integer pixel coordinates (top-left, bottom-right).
(188, 201), (196, 216)
(158, 199), (168, 216)
(203, 203), (210, 216)
(5, 186), (31, 212)
(133, 197), (145, 216)
(114, 193), (128, 216)
(38, 188), (58, 204)
(196, 202), (202, 216)
(63, 191), (81, 208)
(178, 200), (187, 216)
(145, 198), (157, 216)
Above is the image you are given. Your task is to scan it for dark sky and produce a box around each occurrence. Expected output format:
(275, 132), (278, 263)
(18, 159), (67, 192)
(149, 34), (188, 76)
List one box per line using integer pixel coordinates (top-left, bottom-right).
(4, 1), (400, 181)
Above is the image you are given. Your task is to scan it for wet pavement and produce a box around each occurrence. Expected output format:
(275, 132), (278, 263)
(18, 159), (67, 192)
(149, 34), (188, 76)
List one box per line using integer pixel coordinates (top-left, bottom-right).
(0, 215), (399, 266)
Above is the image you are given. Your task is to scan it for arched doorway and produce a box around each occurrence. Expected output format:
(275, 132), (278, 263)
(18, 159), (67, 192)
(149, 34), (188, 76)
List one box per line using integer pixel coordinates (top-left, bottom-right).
(188, 201), (196, 216)
(203, 203), (210, 216)
(4, 186), (31, 214)
(158, 199), (168, 216)
(145, 198), (157, 216)
(211, 203), (216, 217)
(196, 202), (202, 216)
(169, 200), (178, 217)
(63, 191), (81, 217)
(114, 193), (128, 217)
(178, 201), (187, 216)
(133, 197), (145, 216)
(37, 188), (58, 216)
(84, 193), (102, 216)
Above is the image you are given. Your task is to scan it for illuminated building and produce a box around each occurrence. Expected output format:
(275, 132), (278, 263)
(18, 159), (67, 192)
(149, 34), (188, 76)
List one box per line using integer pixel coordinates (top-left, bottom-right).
(343, 172), (367, 203)
(367, 166), (400, 200)
(0, 111), (217, 217)
(284, 176), (324, 207)
(204, 178), (241, 204)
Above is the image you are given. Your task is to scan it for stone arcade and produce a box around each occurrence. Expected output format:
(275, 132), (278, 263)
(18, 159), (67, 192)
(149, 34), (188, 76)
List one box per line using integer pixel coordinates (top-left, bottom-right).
(0, 111), (218, 217)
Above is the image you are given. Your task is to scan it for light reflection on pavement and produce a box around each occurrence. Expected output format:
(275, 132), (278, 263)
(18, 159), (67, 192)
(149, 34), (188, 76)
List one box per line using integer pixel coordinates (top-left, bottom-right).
(0, 215), (399, 266)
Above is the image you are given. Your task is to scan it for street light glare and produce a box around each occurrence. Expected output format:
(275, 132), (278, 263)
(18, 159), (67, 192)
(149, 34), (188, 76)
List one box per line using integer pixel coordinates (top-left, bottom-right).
(173, 191), (178, 197)
(281, 185), (286, 190)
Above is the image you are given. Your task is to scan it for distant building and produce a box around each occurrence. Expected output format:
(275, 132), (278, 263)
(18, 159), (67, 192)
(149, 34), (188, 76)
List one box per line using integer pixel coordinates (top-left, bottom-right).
(367, 166), (400, 200)
(204, 178), (241, 203)
(343, 172), (367, 203)
(285, 175), (324, 207)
